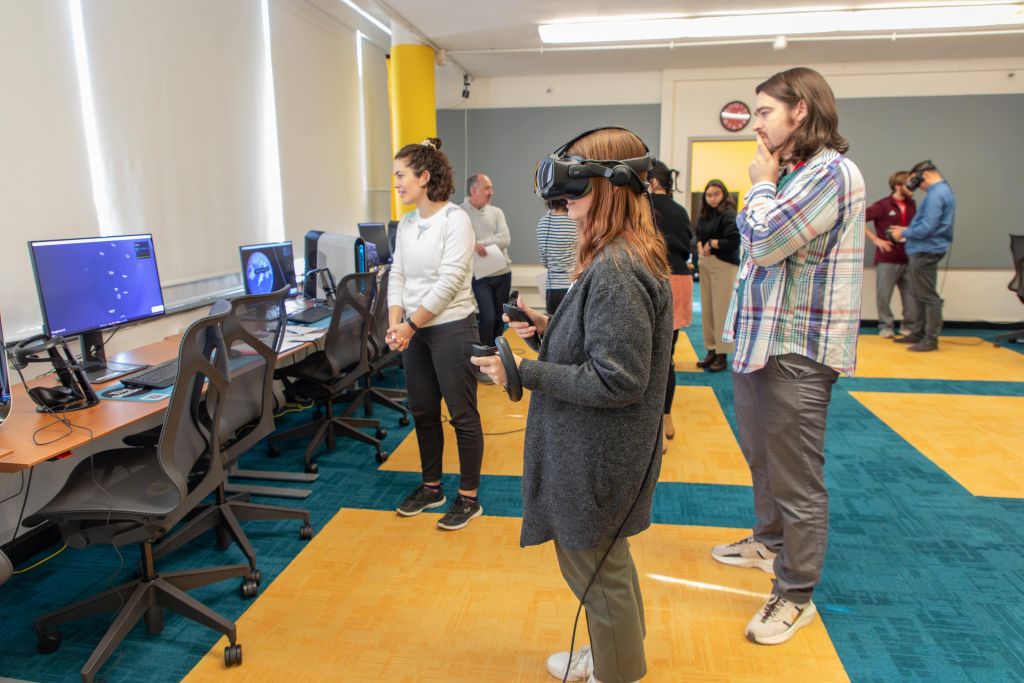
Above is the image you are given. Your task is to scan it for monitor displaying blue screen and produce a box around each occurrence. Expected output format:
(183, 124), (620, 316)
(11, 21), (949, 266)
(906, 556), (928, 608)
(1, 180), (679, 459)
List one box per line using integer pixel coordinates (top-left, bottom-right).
(29, 234), (166, 338)
(239, 241), (298, 296)
(0, 312), (11, 417)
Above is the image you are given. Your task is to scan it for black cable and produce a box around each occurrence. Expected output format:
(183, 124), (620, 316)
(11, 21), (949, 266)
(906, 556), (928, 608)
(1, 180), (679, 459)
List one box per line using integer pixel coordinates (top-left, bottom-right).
(0, 470), (26, 506)
(7, 466), (34, 546)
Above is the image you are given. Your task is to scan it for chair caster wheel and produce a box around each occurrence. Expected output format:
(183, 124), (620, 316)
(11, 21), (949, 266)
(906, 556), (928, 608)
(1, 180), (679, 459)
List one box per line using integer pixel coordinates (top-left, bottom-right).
(268, 445), (281, 458)
(225, 643), (243, 666)
(299, 523), (314, 540)
(375, 428), (388, 440)
(37, 630), (62, 654)
(375, 450), (389, 464)
(304, 462), (318, 474)
(399, 416), (410, 426)
(241, 578), (259, 598)
(249, 568), (262, 586)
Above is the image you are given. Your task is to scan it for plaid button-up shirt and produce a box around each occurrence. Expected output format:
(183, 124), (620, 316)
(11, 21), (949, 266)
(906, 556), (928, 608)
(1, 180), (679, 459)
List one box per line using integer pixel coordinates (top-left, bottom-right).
(723, 147), (865, 376)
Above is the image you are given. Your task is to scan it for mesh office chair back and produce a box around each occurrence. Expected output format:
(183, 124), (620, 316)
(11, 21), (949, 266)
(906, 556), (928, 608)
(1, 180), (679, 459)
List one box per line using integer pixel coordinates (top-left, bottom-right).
(321, 272), (376, 377)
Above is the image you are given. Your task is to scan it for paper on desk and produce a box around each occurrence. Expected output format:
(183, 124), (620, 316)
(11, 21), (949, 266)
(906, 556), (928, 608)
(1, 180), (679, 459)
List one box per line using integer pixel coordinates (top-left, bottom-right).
(472, 244), (508, 279)
(285, 324), (322, 334)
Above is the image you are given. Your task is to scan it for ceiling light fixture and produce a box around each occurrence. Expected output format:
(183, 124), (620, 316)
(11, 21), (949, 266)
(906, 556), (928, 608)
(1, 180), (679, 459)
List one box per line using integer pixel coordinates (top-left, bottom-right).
(538, 3), (1024, 43)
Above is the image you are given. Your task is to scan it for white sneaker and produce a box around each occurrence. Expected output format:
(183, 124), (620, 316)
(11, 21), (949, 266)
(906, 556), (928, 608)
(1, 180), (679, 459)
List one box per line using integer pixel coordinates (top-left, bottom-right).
(879, 328), (895, 338)
(745, 595), (817, 645)
(711, 535), (777, 574)
(898, 327), (912, 336)
(546, 646), (593, 681)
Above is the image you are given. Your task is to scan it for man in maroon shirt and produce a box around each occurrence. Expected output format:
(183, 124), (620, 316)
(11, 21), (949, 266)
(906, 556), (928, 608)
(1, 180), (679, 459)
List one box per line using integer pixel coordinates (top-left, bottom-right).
(866, 170), (917, 338)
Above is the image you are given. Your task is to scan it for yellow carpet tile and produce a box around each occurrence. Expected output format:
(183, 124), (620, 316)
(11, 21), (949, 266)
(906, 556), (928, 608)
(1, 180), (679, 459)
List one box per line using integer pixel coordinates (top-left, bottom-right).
(664, 387), (751, 486)
(382, 386), (747, 486)
(851, 392), (1024, 498)
(184, 511), (848, 683)
(854, 335), (1024, 381)
(674, 330), (702, 373)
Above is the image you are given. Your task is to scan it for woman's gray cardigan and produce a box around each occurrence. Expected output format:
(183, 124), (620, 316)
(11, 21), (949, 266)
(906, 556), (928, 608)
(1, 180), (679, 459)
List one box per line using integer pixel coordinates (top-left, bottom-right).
(518, 241), (673, 551)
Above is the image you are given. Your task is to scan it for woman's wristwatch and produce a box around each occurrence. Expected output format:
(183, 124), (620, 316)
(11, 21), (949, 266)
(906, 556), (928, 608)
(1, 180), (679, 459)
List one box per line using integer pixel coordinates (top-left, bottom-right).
(405, 318), (420, 333)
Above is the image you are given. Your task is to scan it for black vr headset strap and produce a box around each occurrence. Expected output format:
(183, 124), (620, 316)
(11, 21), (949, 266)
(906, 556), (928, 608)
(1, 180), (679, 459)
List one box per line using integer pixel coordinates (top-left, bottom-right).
(552, 125), (651, 157)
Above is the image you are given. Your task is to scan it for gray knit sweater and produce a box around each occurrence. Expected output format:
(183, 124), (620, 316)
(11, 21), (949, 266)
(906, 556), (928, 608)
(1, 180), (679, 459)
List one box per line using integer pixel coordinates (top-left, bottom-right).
(518, 241), (673, 551)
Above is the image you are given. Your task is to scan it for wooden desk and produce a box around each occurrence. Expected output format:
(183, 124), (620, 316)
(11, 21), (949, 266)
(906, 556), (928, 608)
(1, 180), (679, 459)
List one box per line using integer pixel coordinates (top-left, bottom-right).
(0, 339), (181, 473)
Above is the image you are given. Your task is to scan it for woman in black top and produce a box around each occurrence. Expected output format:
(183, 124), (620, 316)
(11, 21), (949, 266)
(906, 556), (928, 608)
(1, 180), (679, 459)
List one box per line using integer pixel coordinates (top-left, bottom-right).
(694, 179), (740, 372)
(648, 160), (692, 442)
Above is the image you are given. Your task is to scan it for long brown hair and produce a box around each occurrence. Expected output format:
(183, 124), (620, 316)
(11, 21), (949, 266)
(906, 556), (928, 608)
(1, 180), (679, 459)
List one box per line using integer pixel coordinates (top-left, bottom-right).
(756, 67), (848, 164)
(567, 128), (670, 281)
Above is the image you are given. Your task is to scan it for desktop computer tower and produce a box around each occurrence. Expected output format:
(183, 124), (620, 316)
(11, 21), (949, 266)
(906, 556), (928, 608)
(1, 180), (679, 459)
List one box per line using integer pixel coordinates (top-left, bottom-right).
(315, 233), (366, 300)
(303, 230), (324, 298)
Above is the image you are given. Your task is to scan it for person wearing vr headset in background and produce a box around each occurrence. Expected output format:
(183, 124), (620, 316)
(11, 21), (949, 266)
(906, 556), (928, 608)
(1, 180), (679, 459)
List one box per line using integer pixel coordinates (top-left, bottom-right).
(647, 160), (692, 444)
(461, 172), (513, 382)
(888, 161), (955, 352)
(865, 170), (918, 339)
(473, 127), (672, 683)
(694, 178), (740, 373)
(713, 67), (865, 645)
(387, 138), (486, 531)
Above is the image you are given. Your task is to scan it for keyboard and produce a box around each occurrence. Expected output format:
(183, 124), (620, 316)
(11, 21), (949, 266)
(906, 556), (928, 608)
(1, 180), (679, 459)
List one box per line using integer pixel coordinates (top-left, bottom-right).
(121, 359), (179, 389)
(287, 305), (332, 324)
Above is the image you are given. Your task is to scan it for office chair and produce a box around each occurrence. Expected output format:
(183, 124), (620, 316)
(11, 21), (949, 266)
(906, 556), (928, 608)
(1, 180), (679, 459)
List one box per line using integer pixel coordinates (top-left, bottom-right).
(151, 290), (314, 588)
(345, 265), (410, 423)
(994, 234), (1024, 347)
(268, 271), (387, 472)
(24, 312), (246, 683)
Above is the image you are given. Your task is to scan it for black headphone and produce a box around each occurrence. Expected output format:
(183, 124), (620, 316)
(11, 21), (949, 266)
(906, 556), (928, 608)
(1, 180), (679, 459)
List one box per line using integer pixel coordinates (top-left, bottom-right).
(534, 126), (654, 200)
(906, 160), (937, 191)
(11, 334), (98, 412)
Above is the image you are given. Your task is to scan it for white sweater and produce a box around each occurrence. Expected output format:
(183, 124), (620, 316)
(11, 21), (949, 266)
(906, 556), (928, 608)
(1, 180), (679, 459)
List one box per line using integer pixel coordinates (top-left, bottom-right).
(460, 200), (512, 276)
(387, 202), (477, 327)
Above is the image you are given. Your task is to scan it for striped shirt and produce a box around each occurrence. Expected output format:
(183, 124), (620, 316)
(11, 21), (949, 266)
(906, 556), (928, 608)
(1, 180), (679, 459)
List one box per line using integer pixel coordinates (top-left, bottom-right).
(722, 147), (865, 375)
(536, 210), (578, 290)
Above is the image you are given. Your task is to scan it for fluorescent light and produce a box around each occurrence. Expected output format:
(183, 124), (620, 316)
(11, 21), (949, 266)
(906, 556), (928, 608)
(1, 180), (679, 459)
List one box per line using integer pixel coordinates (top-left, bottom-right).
(538, 3), (1024, 43)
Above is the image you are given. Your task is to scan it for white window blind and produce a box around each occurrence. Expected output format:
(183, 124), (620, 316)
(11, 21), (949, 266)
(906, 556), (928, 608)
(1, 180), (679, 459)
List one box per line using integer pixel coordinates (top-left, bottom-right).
(0, 1), (98, 338)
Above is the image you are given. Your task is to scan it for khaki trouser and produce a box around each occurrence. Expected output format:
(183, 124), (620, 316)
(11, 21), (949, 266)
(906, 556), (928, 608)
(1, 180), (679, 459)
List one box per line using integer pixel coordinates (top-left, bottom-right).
(700, 255), (737, 355)
(555, 538), (647, 683)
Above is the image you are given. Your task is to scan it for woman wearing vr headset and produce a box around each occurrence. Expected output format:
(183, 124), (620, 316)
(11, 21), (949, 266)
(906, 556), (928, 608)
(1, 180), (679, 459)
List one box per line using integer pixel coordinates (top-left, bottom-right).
(386, 138), (486, 532)
(473, 127), (673, 683)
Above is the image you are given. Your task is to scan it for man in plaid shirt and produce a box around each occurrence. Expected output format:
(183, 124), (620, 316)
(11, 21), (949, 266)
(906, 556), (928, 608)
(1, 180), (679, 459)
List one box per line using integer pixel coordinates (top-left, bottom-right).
(712, 67), (865, 646)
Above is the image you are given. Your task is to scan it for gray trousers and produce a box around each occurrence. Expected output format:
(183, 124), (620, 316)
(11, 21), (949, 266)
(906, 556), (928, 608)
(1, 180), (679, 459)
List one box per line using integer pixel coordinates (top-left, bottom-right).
(908, 252), (946, 345)
(732, 354), (839, 602)
(875, 262), (916, 332)
(555, 538), (647, 683)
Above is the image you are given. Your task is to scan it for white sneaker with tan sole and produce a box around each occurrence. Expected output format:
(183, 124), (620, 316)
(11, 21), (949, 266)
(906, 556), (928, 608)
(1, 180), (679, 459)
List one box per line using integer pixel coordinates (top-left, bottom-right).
(745, 595), (817, 645)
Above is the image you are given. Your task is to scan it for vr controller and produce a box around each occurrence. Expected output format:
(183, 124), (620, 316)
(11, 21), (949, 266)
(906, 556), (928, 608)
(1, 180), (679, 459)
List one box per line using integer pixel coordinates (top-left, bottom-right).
(502, 290), (531, 325)
(471, 339), (522, 402)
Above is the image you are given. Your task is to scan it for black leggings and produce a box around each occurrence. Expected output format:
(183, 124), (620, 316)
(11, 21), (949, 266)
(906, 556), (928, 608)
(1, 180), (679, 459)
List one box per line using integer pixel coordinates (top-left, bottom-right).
(664, 329), (680, 414)
(402, 314), (484, 491)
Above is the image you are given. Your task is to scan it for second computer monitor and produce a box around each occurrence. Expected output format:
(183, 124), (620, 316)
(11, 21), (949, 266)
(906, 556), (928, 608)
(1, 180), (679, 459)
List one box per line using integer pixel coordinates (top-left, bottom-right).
(357, 223), (391, 266)
(239, 241), (298, 296)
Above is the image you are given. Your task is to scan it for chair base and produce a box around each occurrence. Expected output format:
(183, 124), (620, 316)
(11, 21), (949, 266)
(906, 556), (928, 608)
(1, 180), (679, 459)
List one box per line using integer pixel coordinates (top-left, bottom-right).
(153, 488), (311, 571)
(993, 328), (1024, 346)
(268, 400), (386, 470)
(35, 543), (246, 683)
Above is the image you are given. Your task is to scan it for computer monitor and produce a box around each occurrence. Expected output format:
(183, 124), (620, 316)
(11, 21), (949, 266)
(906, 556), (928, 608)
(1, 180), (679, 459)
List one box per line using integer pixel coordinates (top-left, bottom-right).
(357, 223), (391, 266)
(239, 241), (299, 296)
(28, 233), (165, 381)
(0, 311), (10, 426)
(387, 220), (399, 255)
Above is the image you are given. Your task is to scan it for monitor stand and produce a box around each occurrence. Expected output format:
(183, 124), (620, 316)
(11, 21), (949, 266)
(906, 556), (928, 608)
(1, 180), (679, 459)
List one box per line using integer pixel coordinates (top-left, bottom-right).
(79, 330), (146, 384)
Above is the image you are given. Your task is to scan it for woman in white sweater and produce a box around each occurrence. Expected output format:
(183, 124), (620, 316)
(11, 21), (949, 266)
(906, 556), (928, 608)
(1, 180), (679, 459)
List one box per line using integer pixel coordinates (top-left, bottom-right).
(386, 138), (485, 531)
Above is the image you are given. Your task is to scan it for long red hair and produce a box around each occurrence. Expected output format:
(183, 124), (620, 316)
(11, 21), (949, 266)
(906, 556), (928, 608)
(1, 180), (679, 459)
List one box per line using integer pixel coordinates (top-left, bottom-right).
(568, 128), (670, 281)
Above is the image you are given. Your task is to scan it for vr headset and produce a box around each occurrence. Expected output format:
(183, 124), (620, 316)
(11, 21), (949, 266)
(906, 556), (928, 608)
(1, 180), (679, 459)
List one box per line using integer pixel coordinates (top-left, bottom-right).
(534, 127), (654, 200)
(906, 160), (936, 191)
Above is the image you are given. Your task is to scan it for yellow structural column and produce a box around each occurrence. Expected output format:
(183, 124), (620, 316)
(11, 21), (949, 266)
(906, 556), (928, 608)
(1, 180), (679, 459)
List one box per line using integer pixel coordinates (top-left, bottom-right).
(388, 23), (436, 219)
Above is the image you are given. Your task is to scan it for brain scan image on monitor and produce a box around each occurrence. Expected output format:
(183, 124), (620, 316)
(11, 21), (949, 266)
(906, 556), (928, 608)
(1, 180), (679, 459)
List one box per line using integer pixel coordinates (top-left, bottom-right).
(246, 251), (275, 294)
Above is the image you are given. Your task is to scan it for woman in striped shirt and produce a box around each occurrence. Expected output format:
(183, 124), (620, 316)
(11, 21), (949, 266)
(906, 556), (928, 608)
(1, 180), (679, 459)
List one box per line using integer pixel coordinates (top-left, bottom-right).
(536, 198), (578, 314)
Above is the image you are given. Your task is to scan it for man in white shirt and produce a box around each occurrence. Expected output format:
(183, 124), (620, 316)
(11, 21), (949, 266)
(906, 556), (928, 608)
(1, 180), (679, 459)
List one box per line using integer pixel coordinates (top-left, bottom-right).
(461, 173), (513, 355)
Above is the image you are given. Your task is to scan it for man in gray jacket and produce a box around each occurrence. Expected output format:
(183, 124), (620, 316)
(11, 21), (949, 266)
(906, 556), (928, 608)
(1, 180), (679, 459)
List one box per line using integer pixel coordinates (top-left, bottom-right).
(461, 173), (512, 354)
